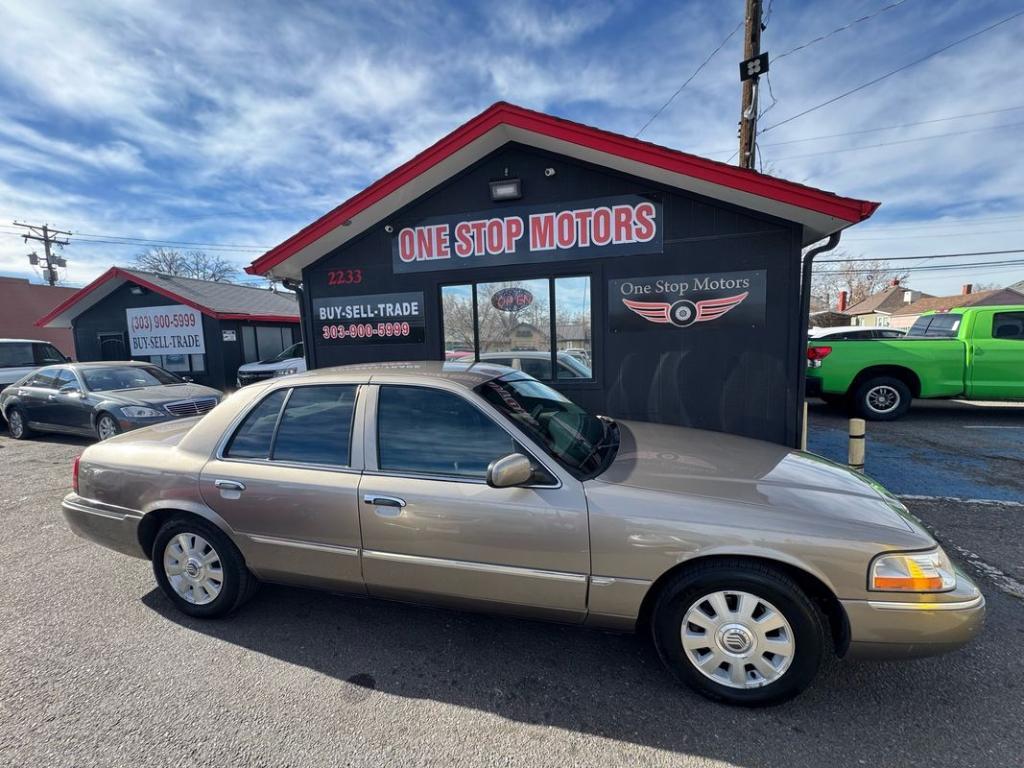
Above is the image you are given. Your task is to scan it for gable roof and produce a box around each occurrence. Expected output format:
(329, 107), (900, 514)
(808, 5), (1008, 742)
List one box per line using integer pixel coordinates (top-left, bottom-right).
(246, 102), (879, 281)
(843, 285), (932, 316)
(892, 288), (1024, 317)
(36, 267), (299, 328)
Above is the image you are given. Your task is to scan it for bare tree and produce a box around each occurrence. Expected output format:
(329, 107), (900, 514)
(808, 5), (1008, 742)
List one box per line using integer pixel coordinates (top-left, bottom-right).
(134, 247), (239, 282)
(810, 251), (909, 312)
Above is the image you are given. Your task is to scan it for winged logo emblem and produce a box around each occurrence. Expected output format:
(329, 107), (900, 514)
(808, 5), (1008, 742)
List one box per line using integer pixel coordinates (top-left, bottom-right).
(622, 291), (749, 328)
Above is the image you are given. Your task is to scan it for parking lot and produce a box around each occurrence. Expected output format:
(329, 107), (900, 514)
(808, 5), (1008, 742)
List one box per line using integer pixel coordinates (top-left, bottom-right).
(1, 408), (1022, 768)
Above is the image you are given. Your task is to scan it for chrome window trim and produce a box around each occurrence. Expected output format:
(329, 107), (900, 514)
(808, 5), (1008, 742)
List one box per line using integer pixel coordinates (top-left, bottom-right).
(362, 549), (587, 583)
(866, 595), (984, 611)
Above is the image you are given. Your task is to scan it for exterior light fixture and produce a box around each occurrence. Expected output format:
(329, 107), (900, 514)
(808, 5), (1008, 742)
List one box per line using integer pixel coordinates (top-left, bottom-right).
(129, 285), (145, 295)
(489, 178), (522, 201)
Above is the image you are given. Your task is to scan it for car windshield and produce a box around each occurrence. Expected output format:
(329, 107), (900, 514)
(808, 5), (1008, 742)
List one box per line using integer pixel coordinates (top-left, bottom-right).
(475, 373), (618, 479)
(273, 342), (303, 362)
(81, 365), (183, 392)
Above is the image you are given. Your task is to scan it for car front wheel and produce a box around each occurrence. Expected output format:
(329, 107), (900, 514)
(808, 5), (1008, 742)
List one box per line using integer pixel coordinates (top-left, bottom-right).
(95, 413), (121, 441)
(151, 517), (254, 618)
(652, 560), (829, 706)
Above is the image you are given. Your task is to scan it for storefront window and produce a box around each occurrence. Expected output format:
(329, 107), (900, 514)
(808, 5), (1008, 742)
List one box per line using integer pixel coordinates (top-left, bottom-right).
(441, 277), (592, 381)
(555, 276), (593, 379)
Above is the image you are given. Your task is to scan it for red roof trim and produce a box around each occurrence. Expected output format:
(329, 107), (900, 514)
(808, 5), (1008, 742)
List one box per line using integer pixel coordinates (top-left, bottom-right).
(35, 267), (298, 327)
(247, 101), (880, 276)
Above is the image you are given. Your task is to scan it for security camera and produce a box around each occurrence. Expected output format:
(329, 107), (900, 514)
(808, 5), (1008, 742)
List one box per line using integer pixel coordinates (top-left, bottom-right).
(544, 167), (556, 177)
(384, 224), (394, 233)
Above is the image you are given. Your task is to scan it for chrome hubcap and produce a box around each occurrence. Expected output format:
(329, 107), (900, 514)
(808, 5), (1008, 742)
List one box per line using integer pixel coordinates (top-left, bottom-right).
(866, 385), (900, 413)
(9, 411), (23, 436)
(98, 417), (117, 440)
(163, 533), (223, 605)
(681, 590), (795, 689)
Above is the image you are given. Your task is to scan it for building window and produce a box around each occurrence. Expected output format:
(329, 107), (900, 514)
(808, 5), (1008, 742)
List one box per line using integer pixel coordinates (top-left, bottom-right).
(149, 353), (206, 375)
(441, 277), (593, 381)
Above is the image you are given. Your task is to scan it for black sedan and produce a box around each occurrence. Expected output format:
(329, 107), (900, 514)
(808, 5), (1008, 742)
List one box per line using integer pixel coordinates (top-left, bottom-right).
(0, 361), (222, 441)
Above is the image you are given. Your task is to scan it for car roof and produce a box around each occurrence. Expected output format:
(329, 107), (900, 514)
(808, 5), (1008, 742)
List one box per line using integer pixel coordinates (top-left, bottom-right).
(283, 360), (515, 388)
(67, 361), (154, 369)
(0, 338), (59, 344)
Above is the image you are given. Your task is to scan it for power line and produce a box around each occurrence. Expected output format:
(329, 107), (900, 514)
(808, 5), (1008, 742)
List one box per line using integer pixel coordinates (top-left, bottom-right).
(761, 8), (1024, 134)
(773, 0), (912, 63)
(844, 228), (1024, 242)
(817, 248), (1024, 263)
(635, 18), (744, 137)
(818, 259), (1024, 274)
(768, 119), (1024, 161)
(0, 227), (268, 253)
(854, 213), (1024, 232)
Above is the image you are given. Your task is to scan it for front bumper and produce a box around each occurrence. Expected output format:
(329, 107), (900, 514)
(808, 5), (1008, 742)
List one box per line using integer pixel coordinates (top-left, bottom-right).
(842, 568), (985, 659)
(62, 493), (148, 560)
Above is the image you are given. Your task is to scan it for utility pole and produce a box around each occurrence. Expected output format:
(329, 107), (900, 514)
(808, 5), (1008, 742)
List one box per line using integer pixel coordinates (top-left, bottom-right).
(12, 221), (71, 286)
(738, 0), (764, 170)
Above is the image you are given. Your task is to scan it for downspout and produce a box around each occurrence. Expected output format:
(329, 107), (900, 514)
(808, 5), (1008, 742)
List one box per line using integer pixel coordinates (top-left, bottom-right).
(795, 231), (842, 448)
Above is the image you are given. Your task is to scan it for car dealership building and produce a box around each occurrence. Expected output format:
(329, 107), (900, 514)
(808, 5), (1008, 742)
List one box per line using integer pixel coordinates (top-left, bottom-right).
(36, 267), (300, 391)
(245, 103), (878, 447)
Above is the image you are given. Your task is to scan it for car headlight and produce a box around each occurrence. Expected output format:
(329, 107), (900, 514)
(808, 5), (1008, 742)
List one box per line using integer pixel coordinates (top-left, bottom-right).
(870, 547), (956, 592)
(120, 406), (164, 418)
(274, 367), (299, 377)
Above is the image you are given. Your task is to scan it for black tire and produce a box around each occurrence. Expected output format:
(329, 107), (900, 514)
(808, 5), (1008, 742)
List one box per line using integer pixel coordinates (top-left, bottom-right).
(151, 517), (254, 619)
(6, 406), (33, 439)
(651, 560), (830, 707)
(852, 376), (912, 421)
(95, 412), (121, 441)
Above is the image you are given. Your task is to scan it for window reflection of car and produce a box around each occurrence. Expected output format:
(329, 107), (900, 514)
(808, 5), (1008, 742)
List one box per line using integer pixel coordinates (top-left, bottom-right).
(808, 326), (906, 340)
(60, 361), (982, 707)
(562, 347), (592, 366)
(236, 342), (305, 387)
(479, 350), (592, 379)
(1, 361), (222, 441)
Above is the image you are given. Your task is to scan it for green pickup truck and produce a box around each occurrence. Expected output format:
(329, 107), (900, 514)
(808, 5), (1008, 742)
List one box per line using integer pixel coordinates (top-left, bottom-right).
(806, 305), (1024, 420)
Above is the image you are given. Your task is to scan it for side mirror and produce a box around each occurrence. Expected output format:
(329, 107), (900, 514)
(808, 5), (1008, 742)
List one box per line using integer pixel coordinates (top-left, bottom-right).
(486, 453), (534, 488)
(59, 384), (81, 396)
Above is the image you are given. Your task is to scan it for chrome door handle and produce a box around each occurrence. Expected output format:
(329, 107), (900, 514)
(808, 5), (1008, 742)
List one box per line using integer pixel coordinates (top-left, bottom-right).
(47, 394), (57, 401)
(214, 479), (246, 492)
(363, 494), (406, 508)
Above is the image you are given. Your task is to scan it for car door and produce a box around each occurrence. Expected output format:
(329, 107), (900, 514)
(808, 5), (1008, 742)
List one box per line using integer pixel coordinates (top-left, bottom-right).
(357, 382), (590, 623)
(198, 383), (366, 593)
(19, 369), (59, 426)
(47, 368), (93, 433)
(968, 310), (1024, 399)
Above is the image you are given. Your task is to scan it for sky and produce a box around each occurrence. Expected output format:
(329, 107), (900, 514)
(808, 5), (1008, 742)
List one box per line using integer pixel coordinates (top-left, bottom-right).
(1, 0), (1023, 300)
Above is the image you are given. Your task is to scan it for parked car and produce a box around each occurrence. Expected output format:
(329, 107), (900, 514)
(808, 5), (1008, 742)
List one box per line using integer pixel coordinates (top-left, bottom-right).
(0, 338), (69, 389)
(807, 305), (1024, 419)
(61, 361), (983, 706)
(808, 326), (906, 340)
(479, 350), (592, 379)
(236, 342), (305, 387)
(1, 361), (222, 441)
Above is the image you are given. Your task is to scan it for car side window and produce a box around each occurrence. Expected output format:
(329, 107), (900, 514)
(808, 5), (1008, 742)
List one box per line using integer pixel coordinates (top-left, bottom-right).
(224, 390), (287, 459)
(518, 357), (552, 379)
(377, 386), (517, 479)
(26, 370), (58, 388)
(992, 312), (1024, 340)
(0, 342), (34, 369)
(54, 369), (78, 389)
(33, 343), (66, 365)
(271, 385), (356, 466)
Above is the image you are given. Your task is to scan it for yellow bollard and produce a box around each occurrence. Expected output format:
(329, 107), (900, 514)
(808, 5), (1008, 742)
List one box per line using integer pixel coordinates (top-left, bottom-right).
(848, 418), (866, 473)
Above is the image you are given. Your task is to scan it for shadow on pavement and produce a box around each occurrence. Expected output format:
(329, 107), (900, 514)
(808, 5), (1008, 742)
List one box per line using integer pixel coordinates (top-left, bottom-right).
(141, 579), (1015, 767)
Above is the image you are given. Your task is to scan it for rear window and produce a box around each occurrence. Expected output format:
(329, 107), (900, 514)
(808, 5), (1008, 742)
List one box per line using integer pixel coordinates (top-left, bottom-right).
(907, 314), (962, 338)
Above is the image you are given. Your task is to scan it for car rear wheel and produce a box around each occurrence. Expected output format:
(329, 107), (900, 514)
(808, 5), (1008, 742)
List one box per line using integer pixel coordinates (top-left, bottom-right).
(853, 376), (911, 421)
(95, 413), (120, 441)
(7, 407), (33, 439)
(151, 517), (254, 618)
(651, 560), (829, 706)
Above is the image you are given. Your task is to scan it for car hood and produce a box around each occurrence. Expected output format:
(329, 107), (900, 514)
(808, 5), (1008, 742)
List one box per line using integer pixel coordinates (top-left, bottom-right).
(94, 383), (221, 407)
(592, 419), (918, 534)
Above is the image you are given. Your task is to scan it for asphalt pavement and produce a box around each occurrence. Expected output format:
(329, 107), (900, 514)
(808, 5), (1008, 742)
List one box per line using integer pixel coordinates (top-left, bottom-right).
(1, 424), (1022, 768)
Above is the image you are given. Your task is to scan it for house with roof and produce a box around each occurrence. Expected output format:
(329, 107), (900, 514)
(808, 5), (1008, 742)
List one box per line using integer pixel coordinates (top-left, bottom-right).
(36, 267), (299, 391)
(843, 282), (931, 327)
(888, 284), (1024, 330)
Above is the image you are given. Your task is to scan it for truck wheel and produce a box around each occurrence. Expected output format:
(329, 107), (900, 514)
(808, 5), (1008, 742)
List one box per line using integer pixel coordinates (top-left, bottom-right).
(853, 376), (911, 421)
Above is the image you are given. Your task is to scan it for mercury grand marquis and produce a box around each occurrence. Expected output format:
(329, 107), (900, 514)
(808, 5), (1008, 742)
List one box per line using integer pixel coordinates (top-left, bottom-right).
(61, 361), (984, 706)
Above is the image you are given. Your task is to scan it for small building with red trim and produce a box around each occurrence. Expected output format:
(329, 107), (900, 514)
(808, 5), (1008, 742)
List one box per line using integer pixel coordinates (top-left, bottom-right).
(246, 102), (878, 446)
(36, 268), (299, 391)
